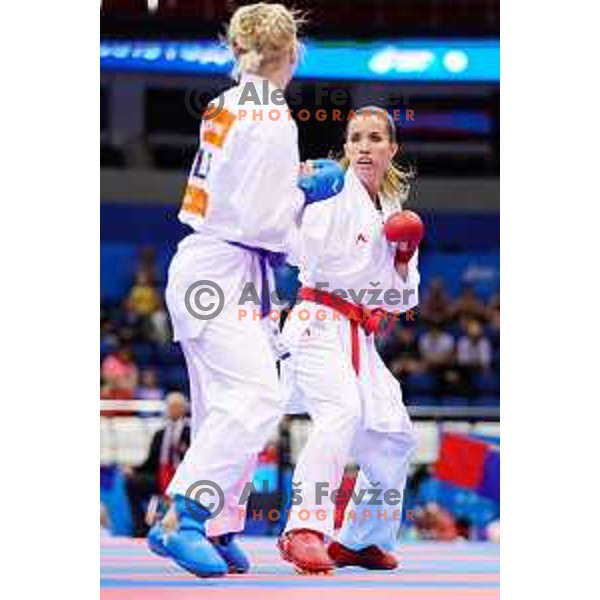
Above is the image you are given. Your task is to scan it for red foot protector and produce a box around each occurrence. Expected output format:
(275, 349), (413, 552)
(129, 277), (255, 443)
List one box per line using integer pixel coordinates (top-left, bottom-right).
(278, 529), (335, 574)
(328, 540), (399, 570)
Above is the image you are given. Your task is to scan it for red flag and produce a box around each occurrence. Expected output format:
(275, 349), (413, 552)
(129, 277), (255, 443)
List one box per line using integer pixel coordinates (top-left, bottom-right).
(434, 433), (488, 489)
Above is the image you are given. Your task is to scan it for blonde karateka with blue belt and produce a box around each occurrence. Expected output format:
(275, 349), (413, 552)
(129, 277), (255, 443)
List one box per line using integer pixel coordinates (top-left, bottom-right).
(147, 3), (344, 578)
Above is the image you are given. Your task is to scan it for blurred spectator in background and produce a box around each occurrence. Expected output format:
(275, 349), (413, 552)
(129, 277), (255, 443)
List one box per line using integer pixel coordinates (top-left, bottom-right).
(420, 278), (452, 325)
(122, 392), (190, 537)
(127, 271), (161, 319)
(419, 325), (454, 367)
(418, 325), (459, 396)
(450, 285), (487, 322)
(486, 293), (500, 322)
(489, 307), (500, 340)
(457, 320), (491, 371)
(101, 307), (119, 348)
(136, 245), (159, 285)
(124, 268), (170, 344)
(148, 297), (171, 345)
(101, 344), (139, 400)
(136, 368), (164, 400)
(381, 327), (424, 378)
(414, 502), (458, 541)
(487, 294), (500, 370)
(456, 320), (492, 398)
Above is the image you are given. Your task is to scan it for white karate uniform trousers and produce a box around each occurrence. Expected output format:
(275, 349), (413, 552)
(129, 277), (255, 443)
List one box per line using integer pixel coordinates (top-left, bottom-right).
(167, 300), (281, 536)
(282, 306), (417, 551)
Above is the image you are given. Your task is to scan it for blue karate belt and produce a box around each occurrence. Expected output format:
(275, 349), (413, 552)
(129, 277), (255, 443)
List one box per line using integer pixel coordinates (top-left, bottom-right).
(227, 241), (287, 318)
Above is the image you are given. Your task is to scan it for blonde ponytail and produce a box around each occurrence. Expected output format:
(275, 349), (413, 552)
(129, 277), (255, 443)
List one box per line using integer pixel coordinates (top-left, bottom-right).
(381, 161), (414, 207)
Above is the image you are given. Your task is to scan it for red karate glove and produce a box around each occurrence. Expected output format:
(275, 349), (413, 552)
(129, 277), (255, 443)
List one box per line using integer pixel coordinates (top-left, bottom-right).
(383, 210), (424, 264)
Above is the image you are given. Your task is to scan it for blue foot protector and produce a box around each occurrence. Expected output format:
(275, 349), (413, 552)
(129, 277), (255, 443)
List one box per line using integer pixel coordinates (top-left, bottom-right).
(147, 522), (168, 557)
(163, 495), (228, 578)
(210, 533), (251, 574)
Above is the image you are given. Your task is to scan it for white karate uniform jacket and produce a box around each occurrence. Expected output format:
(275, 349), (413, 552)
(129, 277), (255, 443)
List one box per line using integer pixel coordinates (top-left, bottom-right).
(282, 168), (419, 549)
(166, 73), (304, 343)
(283, 167), (420, 432)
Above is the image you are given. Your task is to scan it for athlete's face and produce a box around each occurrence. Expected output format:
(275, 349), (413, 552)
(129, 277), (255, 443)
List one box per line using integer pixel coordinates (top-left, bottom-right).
(345, 114), (398, 197)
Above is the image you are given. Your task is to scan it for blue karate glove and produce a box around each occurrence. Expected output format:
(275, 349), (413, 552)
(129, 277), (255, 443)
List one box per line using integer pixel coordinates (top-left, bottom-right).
(298, 159), (345, 205)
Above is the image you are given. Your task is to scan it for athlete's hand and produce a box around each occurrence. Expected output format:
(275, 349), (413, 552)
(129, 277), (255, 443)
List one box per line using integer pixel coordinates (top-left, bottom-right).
(298, 159), (345, 205)
(383, 210), (424, 264)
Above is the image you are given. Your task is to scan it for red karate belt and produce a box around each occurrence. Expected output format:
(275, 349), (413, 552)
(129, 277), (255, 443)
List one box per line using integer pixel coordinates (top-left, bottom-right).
(299, 287), (386, 375)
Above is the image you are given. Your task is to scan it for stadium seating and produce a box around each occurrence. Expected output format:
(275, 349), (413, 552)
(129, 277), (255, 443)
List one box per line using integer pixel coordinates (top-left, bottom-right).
(100, 209), (500, 408)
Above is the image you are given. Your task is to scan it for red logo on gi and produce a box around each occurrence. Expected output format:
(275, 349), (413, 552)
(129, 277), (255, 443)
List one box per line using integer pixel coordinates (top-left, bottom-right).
(356, 232), (369, 245)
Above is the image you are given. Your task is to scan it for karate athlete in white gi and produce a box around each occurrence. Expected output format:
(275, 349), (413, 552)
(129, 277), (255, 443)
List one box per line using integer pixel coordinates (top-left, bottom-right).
(146, 4), (343, 578)
(278, 106), (424, 574)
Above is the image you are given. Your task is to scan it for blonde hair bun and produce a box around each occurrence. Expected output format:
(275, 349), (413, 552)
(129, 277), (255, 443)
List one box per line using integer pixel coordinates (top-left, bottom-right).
(227, 3), (304, 76)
